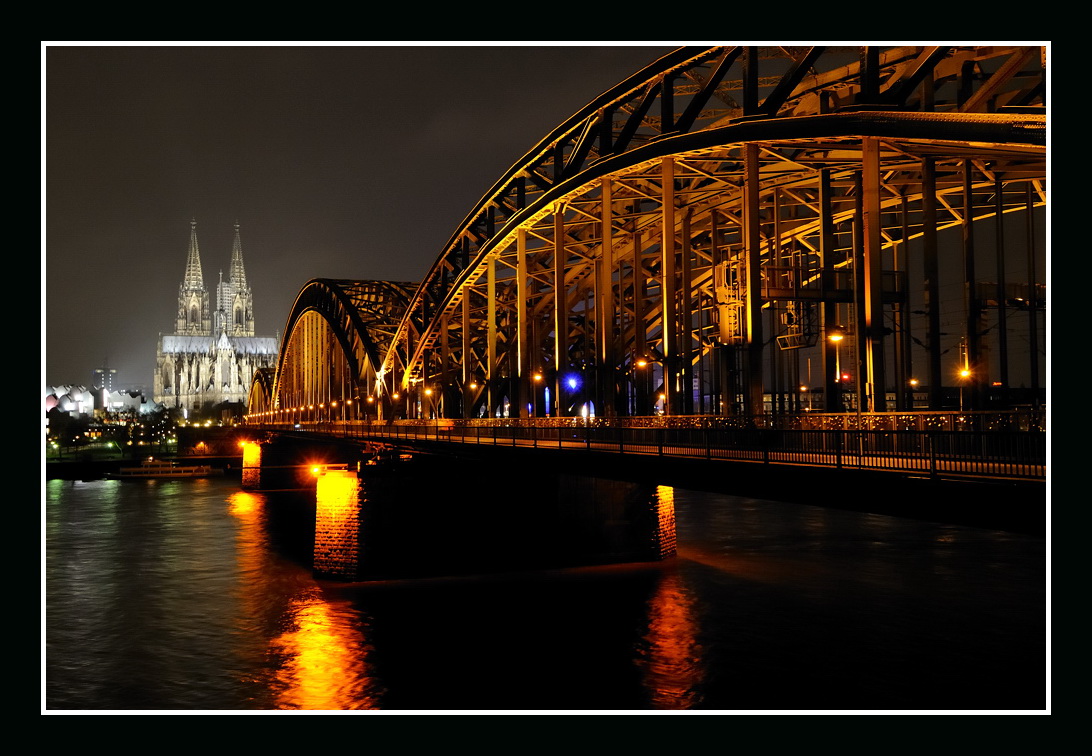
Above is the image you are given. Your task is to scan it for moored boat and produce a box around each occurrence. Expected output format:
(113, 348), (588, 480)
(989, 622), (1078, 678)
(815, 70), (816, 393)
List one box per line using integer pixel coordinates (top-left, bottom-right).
(106, 458), (222, 479)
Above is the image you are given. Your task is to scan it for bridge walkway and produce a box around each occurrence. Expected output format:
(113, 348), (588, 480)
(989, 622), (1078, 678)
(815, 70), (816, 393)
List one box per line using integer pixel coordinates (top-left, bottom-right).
(248, 419), (1045, 484)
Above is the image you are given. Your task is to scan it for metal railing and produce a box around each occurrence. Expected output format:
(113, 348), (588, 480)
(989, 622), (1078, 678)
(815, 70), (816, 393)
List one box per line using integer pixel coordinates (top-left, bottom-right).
(248, 412), (1046, 482)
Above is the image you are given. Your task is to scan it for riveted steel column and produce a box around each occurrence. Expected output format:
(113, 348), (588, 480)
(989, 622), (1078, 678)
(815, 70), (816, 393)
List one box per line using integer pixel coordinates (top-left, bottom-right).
(487, 256), (497, 416)
(819, 168), (842, 412)
(661, 157), (677, 415)
(461, 292), (472, 418)
(1025, 184), (1040, 409)
(861, 137), (887, 411)
(554, 205), (566, 416)
(680, 207), (694, 415)
(632, 224), (649, 415)
(962, 160), (983, 411)
(742, 143), (764, 418)
(894, 188), (912, 410)
(597, 179), (616, 417)
(516, 228), (530, 418)
(993, 176), (1009, 404)
(921, 158), (943, 409)
(439, 313), (450, 418)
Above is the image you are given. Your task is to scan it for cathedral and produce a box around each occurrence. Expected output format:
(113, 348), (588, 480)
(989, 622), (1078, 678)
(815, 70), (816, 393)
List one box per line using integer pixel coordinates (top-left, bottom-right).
(153, 220), (280, 417)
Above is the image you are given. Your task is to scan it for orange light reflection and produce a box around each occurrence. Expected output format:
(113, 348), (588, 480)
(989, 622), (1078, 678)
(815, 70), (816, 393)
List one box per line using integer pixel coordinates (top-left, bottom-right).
(270, 595), (383, 711)
(228, 488), (382, 710)
(636, 569), (704, 709)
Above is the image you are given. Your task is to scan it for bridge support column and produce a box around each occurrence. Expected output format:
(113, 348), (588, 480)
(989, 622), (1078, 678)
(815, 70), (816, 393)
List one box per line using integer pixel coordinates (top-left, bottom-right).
(307, 452), (676, 582)
(240, 440), (262, 490)
(742, 143), (765, 418)
(313, 469), (363, 581)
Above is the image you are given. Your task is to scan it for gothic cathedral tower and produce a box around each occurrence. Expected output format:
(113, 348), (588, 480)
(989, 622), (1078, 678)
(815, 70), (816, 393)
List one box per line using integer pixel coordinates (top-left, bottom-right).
(154, 220), (279, 417)
(214, 222), (255, 337)
(176, 219), (211, 335)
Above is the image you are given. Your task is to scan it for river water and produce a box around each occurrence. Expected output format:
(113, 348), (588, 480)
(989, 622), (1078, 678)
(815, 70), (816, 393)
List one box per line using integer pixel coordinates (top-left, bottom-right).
(43, 475), (1047, 713)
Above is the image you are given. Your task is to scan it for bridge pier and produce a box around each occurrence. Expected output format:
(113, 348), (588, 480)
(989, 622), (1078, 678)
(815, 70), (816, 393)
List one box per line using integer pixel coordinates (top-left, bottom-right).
(240, 436), (363, 492)
(308, 451), (677, 582)
(314, 469), (364, 580)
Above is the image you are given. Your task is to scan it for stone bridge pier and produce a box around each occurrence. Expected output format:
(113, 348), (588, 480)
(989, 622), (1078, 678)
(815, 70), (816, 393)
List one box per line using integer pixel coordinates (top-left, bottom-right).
(242, 436), (676, 581)
(313, 452), (677, 581)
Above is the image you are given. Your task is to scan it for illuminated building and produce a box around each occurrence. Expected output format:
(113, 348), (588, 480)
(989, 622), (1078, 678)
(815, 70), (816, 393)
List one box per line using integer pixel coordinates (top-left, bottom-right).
(153, 220), (279, 416)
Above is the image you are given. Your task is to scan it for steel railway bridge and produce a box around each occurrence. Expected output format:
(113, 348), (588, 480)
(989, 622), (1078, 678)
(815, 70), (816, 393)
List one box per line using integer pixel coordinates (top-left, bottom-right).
(243, 46), (1047, 496)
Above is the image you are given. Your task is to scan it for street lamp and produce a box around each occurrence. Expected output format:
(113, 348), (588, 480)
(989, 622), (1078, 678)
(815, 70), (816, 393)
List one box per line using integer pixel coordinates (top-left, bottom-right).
(828, 328), (845, 412)
(532, 371), (544, 417)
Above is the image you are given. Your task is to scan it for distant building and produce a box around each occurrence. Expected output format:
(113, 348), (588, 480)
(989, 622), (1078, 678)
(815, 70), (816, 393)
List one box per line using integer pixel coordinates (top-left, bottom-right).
(153, 220), (279, 417)
(91, 367), (116, 392)
(45, 385), (96, 417)
(103, 388), (163, 415)
(45, 384), (163, 417)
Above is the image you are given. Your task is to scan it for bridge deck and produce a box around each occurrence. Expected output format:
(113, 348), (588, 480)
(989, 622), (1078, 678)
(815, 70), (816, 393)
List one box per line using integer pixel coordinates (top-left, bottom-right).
(249, 420), (1045, 483)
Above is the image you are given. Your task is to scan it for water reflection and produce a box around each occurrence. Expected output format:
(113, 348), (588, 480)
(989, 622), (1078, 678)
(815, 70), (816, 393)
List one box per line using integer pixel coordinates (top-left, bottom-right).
(45, 478), (1046, 712)
(270, 592), (383, 710)
(636, 568), (703, 709)
(227, 490), (382, 710)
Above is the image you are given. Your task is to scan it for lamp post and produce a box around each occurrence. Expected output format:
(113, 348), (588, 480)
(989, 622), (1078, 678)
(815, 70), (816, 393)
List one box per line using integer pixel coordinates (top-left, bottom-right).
(634, 358), (648, 416)
(532, 371), (544, 417)
(828, 329), (845, 413)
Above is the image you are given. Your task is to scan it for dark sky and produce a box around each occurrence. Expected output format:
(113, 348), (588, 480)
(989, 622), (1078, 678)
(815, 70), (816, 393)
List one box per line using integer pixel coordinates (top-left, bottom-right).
(44, 43), (677, 390)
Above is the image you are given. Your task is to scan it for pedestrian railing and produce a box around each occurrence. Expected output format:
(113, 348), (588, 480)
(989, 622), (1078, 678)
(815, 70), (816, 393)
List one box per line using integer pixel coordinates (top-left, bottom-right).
(252, 416), (1046, 481)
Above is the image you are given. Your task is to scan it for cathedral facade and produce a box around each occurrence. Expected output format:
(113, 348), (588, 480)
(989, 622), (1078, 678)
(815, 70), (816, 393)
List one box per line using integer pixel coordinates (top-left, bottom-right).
(153, 220), (280, 417)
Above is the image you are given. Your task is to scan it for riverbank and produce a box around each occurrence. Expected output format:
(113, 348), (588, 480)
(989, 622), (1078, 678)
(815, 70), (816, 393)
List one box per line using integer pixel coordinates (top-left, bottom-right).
(45, 455), (243, 481)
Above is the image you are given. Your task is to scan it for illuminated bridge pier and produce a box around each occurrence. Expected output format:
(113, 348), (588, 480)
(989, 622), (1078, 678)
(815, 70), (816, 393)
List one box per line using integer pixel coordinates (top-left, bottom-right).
(245, 46), (1047, 568)
(242, 435), (677, 581)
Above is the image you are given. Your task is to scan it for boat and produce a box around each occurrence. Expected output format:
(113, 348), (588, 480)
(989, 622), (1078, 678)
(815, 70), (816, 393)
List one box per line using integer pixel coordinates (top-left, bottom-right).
(106, 458), (222, 479)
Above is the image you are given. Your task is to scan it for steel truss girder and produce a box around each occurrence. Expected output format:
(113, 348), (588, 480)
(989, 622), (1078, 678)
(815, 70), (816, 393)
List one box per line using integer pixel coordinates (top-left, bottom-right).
(271, 279), (416, 418)
(392, 110), (1044, 418)
(250, 45), (1046, 420)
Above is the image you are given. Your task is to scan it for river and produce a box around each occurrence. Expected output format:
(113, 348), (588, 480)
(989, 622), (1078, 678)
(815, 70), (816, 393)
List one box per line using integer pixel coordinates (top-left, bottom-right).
(43, 475), (1047, 713)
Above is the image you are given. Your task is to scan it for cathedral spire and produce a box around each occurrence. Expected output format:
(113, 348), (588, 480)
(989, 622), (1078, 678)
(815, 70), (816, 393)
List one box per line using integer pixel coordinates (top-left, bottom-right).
(229, 221), (248, 288)
(176, 218), (211, 335)
(228, 221), (250, 288)
(182, 218), (205, 291)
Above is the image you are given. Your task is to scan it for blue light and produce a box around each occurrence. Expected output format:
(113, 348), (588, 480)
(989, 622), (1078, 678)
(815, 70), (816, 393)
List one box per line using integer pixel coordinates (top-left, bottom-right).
(564, 373), (581, 392)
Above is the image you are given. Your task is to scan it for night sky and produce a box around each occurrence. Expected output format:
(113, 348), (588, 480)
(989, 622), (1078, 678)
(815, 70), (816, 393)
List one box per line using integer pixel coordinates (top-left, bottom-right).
(44, 43), (677, 390)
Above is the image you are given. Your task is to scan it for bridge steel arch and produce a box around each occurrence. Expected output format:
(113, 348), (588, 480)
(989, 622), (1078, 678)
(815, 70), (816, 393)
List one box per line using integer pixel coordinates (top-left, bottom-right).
(247, 367), (277, 415)
(251, 279), (418, 424)
(373, 45), (1046, 422)
(247, 46), (1046, 425)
